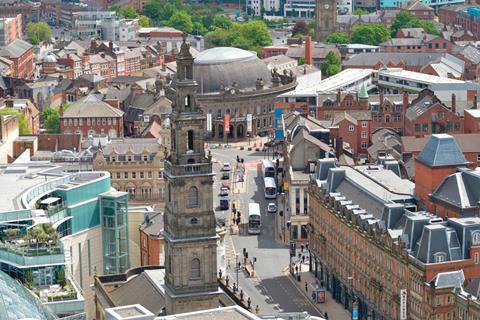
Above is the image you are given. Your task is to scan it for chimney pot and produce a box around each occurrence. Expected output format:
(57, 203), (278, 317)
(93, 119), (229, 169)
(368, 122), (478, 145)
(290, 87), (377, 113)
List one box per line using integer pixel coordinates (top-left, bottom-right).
(304, 36), (313, 66)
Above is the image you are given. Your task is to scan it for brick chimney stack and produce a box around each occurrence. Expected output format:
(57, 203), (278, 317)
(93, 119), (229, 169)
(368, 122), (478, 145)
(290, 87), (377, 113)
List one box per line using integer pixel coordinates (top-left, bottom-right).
(60, 104), (64, 116)
(379, 91), (384, 105)
(305, 36), (313, 65)
(451, 93), (456, 114)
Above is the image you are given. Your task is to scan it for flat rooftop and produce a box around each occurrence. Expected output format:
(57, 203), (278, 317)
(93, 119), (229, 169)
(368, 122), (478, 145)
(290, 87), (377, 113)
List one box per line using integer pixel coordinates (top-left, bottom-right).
(157, 306), (261, 320)
(378, 68), (476, 85)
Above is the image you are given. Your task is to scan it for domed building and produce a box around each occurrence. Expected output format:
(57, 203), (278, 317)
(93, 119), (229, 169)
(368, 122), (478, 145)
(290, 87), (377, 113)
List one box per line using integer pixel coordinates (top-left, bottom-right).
(42, 53), (58, 75)
(192, 47), (296, 141)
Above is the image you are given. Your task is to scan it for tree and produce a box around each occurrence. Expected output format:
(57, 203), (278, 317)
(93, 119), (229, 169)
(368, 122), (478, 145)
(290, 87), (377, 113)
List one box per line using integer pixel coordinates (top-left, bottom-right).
(321, 51), (341, 78)
(41, 104), (68, 134)
(55, 268), (66, 288)
(352, 8), (369, 15)
(211, 15), (233, 30)
(168, 11), (194, 33)
(26, 22), (52, 45)
(138, 15), (150, 28)
(326, 32), (350, 44)
(351, 23), (391, 45)
(0, 109), (31, 135)
(118, 5), (139, 19)
(390, 12), (440, 37)
(142, 1), (162, 21)
(25, 270), (34, 288)
(292, 20), (309, 37)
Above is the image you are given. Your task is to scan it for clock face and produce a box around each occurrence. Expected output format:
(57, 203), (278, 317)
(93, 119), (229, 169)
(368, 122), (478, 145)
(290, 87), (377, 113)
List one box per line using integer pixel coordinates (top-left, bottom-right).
(324, 3), (330, 9)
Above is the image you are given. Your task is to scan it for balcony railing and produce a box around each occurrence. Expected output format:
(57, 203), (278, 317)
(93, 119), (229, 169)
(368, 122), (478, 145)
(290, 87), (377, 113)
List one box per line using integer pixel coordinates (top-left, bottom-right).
(0, 242), (64, 266)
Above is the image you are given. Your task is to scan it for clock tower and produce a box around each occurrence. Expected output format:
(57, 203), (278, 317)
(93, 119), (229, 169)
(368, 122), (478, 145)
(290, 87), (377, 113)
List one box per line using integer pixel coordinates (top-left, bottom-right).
(163, 34), (220, 315)
(315, 0), (337, 42)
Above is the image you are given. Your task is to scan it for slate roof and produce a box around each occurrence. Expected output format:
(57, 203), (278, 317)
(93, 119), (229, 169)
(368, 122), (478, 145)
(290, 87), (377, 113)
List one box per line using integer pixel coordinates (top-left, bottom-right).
(367, 128), (402, 161)
(102, 138), (161, 155)
(344, 52), (445, 67)
(405, 90), (444, 121)
(62, 95), (124, 118)
(398, 28), (426, 38)
(0, 39), (32, 58)
(417, 134), (469, 167)
(331, 111), (371, 126)
(381, 35), (437, 47)
(399, 0), (433, 11)
(139, 212), (164, 237)
(464, 277), (480, 297)
(430, 270), (464, 289)
(108, 269), (165, 315)
(453, 45), (480, 64)
(286, 45), (338, 60)
(430, 169), (480, 211)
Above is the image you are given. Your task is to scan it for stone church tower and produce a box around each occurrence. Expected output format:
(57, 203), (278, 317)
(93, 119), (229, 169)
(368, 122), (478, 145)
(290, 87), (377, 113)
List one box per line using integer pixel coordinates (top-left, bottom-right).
(163, 34), (220, 315)
(315, 0), (337, 42)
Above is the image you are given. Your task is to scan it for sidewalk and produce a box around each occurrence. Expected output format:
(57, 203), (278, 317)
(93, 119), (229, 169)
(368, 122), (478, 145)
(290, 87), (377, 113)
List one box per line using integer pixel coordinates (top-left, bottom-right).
(286, 263), (350, 320)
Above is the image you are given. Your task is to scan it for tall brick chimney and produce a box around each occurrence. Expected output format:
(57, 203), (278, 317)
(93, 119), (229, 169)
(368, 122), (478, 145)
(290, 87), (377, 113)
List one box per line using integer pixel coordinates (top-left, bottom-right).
(451, 93), (456, 114)
(60, 104), (64, 116)
(305, 36), (313, 66)
(379, 91), (384, 105)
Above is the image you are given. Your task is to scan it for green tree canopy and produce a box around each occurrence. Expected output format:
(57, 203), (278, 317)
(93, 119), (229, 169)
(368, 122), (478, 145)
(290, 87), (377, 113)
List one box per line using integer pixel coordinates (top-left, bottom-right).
(168, 11), (194, 33)
(390, 12), (440, 37)
(211, 15), (233, 30)
(351, 23), (391, 45)
(352, 8), (369, 15)
(41, 105), (68, 134)
(205, 20), (272, 53)
(0, 109), (31, 135)
(138, 15), (150, 28)
(320, 51), (341, 78)
(325, 32), (350, 44)
(118, 5), (139, 19)
(26, 22), (52, 45)
(292, 20), (310, 37)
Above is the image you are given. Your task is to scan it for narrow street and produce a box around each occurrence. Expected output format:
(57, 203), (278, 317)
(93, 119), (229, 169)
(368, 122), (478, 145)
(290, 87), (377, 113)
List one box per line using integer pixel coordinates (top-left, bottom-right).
(211, 147), (322, 316)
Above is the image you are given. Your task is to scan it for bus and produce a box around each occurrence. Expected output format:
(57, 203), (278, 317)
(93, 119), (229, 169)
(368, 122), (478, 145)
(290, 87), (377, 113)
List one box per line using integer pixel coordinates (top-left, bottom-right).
(264, 177), (277, 199)
(262, 160), (276, 178)
(248, 203), (261, 235)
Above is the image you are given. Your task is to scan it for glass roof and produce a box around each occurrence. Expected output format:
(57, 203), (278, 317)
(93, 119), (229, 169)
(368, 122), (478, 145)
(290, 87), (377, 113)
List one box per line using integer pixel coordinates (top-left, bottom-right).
(0, 270), (56, 320)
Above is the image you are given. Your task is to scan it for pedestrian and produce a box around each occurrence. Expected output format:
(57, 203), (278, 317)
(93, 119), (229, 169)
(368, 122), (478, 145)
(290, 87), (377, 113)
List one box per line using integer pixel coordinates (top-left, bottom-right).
(298, 252), (301, 259)
(306, 243), (309, 251)
(321, 280), (324, 288)
(301, 255), (305, 264)
(305, 281), (308, 292)
(301, 244), (304, 252)
(295, 265), (298, 274)
(324, 312), (328, 320)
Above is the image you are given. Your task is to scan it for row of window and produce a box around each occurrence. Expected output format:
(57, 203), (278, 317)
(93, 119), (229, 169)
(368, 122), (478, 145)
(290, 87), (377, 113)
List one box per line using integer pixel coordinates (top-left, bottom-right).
(110, 155), (151, 162)
(63, 117), (118, 127)
(114, 170), (163, 180)
(414, 122), (461, 132)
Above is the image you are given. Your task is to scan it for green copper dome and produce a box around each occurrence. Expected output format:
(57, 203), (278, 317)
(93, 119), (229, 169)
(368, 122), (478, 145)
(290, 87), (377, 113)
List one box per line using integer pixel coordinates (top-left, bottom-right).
(358, 83), (368, 99)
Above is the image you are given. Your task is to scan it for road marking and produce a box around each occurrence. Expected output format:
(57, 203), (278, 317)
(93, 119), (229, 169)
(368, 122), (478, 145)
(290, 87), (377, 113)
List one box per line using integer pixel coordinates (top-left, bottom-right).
(285, 271), (324, 316)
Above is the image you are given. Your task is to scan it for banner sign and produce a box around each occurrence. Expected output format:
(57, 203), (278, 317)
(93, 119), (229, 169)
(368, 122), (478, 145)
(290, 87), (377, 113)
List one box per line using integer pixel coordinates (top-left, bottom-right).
(246, 114), (252, 132)
(224, 114), (230, 133)
(206, 113), (212, 132)
(274, 108), (285, 139)
(400, 289), (407, 320)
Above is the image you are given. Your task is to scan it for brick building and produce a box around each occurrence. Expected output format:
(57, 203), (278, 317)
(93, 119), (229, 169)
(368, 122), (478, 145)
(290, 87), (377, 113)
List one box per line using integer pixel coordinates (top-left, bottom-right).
(439, 5), (480, 40)
(60, 95), (124, 138)
(0, 15), (22, 46)
(4, 98), (40, 134)
(398, 0), (435, 20)
(370, 92), (409, 133)
(414, 134), (471, 212)
(380, 35), (453, 53)
(404, 89), (463, 137)
(0, 39), (34, 79)
(464, 109), (480, 133)
(139, 212), (164, 266)
(0, 1), (40, 28)
(309, 157), (480, 320)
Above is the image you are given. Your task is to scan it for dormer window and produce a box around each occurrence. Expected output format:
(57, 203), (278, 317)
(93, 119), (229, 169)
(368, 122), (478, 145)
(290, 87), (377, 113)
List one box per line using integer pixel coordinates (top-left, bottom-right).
(143, 155), (148, 162)
(110, 155), (116, 162)
(472, 231), (480, 246)
(434, 252), (446, 263)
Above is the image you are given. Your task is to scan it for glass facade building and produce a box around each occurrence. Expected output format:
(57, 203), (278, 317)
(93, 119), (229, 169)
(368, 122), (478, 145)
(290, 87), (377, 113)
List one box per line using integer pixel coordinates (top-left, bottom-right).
(100, 191), (130, 274)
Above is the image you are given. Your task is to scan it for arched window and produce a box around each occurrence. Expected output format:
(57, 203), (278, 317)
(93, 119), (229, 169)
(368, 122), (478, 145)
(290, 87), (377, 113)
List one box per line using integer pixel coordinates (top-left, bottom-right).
(184, 95), (191, 109)
(187, 186), (198, 207)
(191, 258), (201, 279)
(472, 232), (480, 246)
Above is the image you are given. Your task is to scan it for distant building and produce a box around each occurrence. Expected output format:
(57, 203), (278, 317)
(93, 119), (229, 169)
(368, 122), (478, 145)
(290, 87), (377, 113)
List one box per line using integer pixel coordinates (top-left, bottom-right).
(0, 113), (18, 162)
(0, 15), (22, 46)
(93, 138), (166, 203)
(398, 0), (435, 20)
(440, 5), (480, 40)
(380, 35), (453, 53)
(60, 95), (124, 138)
(0, 1), (40, 28)
(0, 39), (34, 79)
(72, 11), (138, 41)
(464, 108), (480, 133)
(3, 98), (40, 134)
(248, 0), (281, 16)
(139, 212), (164, 266)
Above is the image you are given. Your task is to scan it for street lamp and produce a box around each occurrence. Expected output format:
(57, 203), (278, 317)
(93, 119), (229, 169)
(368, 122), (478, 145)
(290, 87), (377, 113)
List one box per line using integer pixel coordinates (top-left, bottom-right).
(235, 253), (240, 292)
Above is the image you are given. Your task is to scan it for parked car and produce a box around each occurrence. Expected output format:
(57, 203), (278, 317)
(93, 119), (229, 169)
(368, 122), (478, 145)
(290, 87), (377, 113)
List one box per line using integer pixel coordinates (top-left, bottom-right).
(267, 202), (277, 213)
(221, 172), (230, 180)
(222, 162), (231, 171)
(219, 187), (229, 196)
